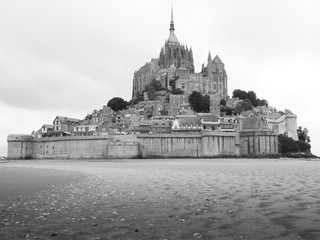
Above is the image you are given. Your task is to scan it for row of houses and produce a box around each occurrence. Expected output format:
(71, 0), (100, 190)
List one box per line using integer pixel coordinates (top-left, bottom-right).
(33, 92), (297, 139)
(33, 110), (243, 138)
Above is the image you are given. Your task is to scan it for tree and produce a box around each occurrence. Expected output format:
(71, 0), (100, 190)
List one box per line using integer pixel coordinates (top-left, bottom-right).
(232, 89), (248, 100)
(188, 91), (210, 113)
(107, 97), (128, 112)
(260, 99), (268, 106)
(234, 99), (253, 114)
(278, 134), (300, 153)
(147, 86), (156, 100)
(129, 94), (144, 106)
(189, 91), (204, 112)
(232, 89), (268, 107)
(220, 106), (234, 116)
(247, 91), (257, 103)
(220, 99), (226, 106)
(252, 98), (268, 107)
(296, 140), (311, 153)
(278, 133), (311, 154)
(297, 126), (311, 143)
(149, 79), (165, 91)
(171, 88), (184, 94)
(203, 95), (211, 112)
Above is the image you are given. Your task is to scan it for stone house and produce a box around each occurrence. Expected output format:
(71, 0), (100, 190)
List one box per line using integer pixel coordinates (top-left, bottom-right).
(169, 94), (189, 116)
(151, 120), (173, 134)
(72, 123), (98, 136)
(199, 114), (220, 131)
(172, 115), (203, 132)
(34, 124), (53, 138)
(52, 116), (81, 137)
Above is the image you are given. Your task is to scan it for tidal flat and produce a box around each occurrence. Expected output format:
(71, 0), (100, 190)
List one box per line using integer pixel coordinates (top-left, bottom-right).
(1, 158), (320, 240)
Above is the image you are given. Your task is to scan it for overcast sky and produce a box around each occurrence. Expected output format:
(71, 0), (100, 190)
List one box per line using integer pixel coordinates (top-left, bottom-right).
(1, 0), (319, 156)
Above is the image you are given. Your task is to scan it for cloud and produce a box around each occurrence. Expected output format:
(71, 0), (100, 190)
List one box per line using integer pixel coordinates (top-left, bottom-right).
(0, 45), (116, 112)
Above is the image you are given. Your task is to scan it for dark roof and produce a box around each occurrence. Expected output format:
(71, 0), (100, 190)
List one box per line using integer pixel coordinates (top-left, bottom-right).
(178, 117), (201, 125)
(152, 120), (172, 127)
(242, 116), (269, 130)
(56, 116), (81, 124)
(201, 114), (219, 122)
(42, 124), (53, 128)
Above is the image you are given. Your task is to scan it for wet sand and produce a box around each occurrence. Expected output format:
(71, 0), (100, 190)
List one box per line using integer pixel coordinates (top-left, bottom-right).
(1, 158), (320, 239)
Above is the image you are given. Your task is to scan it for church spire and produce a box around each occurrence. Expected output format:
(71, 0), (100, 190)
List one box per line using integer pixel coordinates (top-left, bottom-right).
(170, 5), (175, 31)
(167, 3), (179, 45)
(208, 51), (212, 63)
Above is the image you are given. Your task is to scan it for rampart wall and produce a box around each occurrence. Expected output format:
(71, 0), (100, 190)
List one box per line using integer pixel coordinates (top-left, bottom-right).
(7, 131), (277, 159)
(240, 130), (278, 155)
(138, 132), (239, 158)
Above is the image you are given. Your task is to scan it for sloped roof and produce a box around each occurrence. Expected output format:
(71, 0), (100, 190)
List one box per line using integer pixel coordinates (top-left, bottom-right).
(201, 114), (219, 122)
(212, 55), (222, 64)
(55, 116), (81, 124)
(152, 120), (172, 127)
(178, 117), (201, 126)
(168, 31), (179, 44)
(42, 124), (53, 128)
(242, 116), (269, 130)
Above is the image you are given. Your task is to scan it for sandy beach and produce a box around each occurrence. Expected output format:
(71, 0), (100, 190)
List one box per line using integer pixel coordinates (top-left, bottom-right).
(1, 158), (320, 240)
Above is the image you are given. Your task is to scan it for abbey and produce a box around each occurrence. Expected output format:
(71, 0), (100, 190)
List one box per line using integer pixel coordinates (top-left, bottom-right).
(132, 7), (228, 101)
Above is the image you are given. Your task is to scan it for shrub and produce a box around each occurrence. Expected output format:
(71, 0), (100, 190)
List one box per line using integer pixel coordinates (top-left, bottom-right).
(278, 134), (300, 153)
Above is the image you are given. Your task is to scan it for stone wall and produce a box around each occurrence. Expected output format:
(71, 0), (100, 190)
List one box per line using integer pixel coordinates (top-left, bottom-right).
(107, 141), (140, 159)
(7, 135), (140, 159)
(137, 132), (240, 158)
(239, 130), (278, 155)
(200, 132), (239, 157)
(7, 135), (34, 159)
(138, 134), (201, 158)
(8, 131), (278, 159)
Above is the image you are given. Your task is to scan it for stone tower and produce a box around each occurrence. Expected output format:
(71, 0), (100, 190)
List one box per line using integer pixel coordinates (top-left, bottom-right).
(132, 6), (228, 101)
(158, 7), (195, 73)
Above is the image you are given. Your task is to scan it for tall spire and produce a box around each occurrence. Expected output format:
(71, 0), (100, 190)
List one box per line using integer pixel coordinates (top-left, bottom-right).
(167, 2), (179, 44)
(208, 51), (212, 63)
(170, 4), (174, 31)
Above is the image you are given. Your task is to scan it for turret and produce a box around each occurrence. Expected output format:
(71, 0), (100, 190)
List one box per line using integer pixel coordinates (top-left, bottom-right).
(207, 51), (212, 64)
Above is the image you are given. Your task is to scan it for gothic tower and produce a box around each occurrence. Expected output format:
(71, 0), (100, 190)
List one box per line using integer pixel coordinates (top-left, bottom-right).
(157, 6), (195, 73)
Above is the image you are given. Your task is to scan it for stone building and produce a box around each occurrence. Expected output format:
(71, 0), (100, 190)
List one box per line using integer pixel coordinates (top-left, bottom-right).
(240, 116), (278, 155)
(132, 7), (228, 101)
(53, 116), (81, 137)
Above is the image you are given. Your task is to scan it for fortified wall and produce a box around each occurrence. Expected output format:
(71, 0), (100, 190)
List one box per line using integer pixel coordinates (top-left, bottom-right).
(138, 132), (239, 158)
(7, 131), (278, 159)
